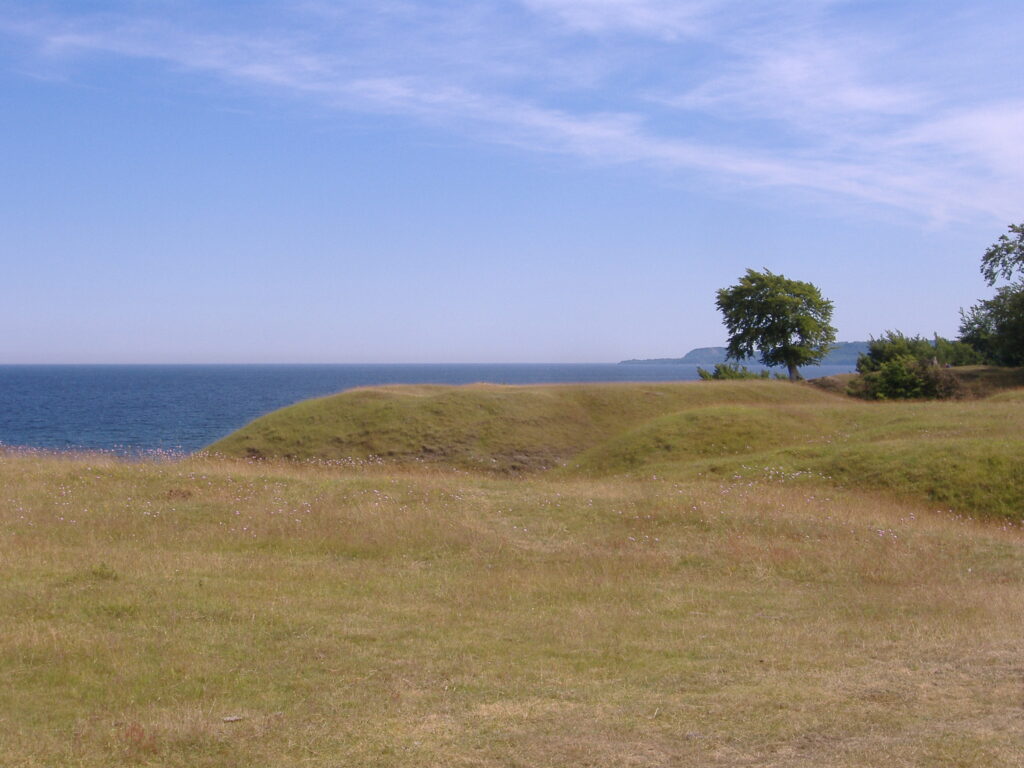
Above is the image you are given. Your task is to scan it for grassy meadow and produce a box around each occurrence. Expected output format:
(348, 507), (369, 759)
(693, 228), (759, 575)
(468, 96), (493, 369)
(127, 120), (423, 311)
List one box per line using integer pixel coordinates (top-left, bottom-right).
(3, 378), (1023, 766)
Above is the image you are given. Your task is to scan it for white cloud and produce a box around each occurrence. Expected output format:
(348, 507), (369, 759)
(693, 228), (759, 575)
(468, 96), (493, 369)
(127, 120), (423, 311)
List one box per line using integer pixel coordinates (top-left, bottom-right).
(519, 0), (711, 37)
(899, 102), (1024, 179)
(680, 40), (928, 126)
(1, 1), (1022, 223)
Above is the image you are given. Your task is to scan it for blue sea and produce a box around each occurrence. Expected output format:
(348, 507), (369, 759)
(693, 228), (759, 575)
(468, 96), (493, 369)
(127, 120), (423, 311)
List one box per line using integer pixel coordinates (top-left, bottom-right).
(0, 363), (855, 454)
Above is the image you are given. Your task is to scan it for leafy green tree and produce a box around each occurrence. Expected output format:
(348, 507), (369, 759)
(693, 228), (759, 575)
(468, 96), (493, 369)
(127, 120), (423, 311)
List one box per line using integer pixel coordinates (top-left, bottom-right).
(715, 268), (836, 381)
(980, 222), (1024, 285)
(959, 284), (1024, 366)
(960, 222), (1024, 366)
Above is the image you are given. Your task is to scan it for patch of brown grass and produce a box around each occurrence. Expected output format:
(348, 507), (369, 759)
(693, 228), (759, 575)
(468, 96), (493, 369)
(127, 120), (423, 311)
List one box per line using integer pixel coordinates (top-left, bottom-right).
(1, 452), (1022, 766)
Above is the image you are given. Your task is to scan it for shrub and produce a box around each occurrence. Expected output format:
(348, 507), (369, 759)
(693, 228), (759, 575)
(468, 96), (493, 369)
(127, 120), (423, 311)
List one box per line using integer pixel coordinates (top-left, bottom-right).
(933, 335), (986, 366)
(857, 331), (981, 374)
(854, 355), (963, 400)
(697, 363), (772, 380)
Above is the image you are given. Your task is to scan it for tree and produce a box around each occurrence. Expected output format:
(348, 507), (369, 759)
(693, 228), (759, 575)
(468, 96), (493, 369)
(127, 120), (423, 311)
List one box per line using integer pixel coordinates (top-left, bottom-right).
(715, 268), (837, 381)
(960, 222), (1024, 366)
(980, 222), (1024, 286)
(959, 284), (1024, 366)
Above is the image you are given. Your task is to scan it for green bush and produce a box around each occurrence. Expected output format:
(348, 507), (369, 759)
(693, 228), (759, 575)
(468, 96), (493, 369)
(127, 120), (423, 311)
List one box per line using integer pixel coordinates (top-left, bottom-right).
(854, 354), (963, 400)
(697, 363), (772, 380)
(857, 331), (981, 373)
(933, 335), (986, 366)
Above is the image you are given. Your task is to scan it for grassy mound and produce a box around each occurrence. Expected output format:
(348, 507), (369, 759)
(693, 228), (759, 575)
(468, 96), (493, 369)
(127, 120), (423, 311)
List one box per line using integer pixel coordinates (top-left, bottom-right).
(949, 365), (1024, 398)
(988, 388), (1024, 402)
(573, 398), (1024, 520)
(209, 381), (837, 472)
(570, 404), (841, 474)
(211, 381), (1024, 521)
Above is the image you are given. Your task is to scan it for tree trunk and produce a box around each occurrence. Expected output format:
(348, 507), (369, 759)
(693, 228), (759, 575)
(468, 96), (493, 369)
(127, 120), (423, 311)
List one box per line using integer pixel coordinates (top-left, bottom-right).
(787, 363), (800, 381)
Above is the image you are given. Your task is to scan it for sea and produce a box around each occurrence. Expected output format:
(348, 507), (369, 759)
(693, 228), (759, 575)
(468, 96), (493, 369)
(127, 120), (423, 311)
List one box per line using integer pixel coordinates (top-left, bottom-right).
(0, 363), (855, 454)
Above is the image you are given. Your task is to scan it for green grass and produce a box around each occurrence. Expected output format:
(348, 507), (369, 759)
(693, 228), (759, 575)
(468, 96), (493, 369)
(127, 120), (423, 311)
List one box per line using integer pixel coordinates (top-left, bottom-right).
(213, 380), (1024, 521)
(572, 397), (1024, 520)
(209, 381), (839, 473)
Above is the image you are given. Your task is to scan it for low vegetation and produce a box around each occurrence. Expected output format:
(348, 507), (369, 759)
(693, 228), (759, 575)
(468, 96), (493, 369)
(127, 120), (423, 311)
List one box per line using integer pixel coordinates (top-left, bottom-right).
(846, 331), (979, 400)
(856, 331), (983, 373)
(3, 379), (1023, 766)
(696, 362), (774, 380)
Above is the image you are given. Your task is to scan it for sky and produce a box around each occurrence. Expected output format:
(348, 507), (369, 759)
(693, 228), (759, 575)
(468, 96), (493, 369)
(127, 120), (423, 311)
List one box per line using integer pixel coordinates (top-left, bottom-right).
(2, 0), (1022, 364)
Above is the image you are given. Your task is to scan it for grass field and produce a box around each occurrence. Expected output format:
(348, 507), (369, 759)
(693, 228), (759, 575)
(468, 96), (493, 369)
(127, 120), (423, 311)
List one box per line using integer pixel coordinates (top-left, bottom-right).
(3, 379), (1023, 766)
(212, 379), (1024, 521)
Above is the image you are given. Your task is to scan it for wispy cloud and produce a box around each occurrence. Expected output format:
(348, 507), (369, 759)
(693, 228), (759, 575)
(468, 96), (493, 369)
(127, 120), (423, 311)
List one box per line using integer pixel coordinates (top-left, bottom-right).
(2, 1), (1022, 222)
(519, 0), (711, 37)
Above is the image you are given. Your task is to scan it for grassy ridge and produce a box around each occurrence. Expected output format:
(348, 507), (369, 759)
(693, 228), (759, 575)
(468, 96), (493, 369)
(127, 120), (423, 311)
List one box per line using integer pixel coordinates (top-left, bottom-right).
(572, 398), (1024, 520)
(212, 381), (1024, 521)
(209, 382), (836, 471)
(2, 451), (1023, 766)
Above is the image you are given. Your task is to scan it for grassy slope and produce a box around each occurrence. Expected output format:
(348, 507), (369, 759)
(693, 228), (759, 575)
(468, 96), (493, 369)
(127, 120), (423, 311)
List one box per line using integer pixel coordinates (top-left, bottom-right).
(212, 380), (1024, 521)
(571, 398), (1024, 520)
(2, 451), (1023, 767)
(950, 365), (1024, 397)
(209, 382), (836, 471)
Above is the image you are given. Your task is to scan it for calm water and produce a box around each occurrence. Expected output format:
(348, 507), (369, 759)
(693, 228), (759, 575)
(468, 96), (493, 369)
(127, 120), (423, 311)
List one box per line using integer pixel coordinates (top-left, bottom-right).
(0, 363), (854, 454)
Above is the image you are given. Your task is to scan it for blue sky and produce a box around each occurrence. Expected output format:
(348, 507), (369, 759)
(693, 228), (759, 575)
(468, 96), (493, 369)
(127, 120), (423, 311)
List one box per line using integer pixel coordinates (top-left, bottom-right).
(2, 0), (1022, 363)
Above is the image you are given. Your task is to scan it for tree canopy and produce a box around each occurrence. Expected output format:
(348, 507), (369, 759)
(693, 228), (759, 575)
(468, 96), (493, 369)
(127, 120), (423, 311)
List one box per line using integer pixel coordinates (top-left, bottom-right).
(960, 222), (1024, 367)
(980, 222), (1024, 286)
(959, 284), (1024, 366)
(715, 268), (836, 381)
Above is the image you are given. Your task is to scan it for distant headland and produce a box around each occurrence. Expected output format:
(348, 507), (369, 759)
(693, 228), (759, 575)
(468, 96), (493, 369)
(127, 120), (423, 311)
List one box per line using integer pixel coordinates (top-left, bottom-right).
(620, 341), (869, 366)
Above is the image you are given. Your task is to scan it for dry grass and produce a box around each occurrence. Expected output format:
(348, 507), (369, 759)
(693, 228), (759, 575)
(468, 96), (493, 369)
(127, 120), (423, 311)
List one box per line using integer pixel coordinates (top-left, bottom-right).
(2, 449), (1022, 766)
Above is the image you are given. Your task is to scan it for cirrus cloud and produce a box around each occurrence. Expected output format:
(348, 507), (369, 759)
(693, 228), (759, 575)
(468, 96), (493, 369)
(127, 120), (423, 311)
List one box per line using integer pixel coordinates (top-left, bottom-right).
(1, 0), (1022, 222)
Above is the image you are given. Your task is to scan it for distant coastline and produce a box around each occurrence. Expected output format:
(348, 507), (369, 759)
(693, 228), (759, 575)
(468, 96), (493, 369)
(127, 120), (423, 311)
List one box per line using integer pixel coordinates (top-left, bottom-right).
(620, 341), (869, 367)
